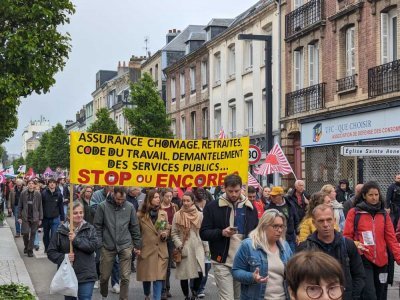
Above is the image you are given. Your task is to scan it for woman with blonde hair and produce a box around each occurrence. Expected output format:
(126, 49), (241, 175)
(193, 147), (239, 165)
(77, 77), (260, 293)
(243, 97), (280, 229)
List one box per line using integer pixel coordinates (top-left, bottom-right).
(137, 189), (170, 300)
(232, 209), (292, 300)
(171, 192), (209, 300)
(297, 192), (339, 243)
(321, 184), (345, 231)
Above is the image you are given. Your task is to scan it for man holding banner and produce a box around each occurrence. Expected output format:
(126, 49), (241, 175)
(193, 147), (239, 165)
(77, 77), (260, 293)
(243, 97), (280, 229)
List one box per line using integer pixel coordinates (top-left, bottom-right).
(200, 174), (258, 300)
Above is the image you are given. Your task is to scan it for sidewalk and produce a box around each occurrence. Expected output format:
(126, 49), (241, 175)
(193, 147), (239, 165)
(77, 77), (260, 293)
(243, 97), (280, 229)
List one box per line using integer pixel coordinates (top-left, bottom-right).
(0, 218), (37, 298)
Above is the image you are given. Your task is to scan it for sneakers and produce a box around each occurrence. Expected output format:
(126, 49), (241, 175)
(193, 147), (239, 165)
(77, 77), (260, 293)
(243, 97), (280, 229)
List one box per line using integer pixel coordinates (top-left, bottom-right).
(93, 281), (99, 289)
(34, 245), (39, 251)
(111, 283), (120, 294)
(198, 291), (205, 298)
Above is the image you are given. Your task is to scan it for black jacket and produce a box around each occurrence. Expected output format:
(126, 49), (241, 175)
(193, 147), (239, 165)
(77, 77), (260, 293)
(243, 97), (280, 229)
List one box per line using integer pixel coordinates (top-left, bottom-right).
(126, 194), (139, 212)
(286, 189), (308, 221)
(47, 222), (98, 283)
(386, 182), (400, 207)
(41, 188), (65, 221)
(267, 198), (299, 242)
(200, 195), (258, 264)
(298, 231), (365, 300)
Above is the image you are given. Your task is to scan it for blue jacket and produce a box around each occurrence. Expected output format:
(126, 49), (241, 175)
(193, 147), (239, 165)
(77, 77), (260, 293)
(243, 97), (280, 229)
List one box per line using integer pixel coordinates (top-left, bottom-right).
(232, 238), (292, 300)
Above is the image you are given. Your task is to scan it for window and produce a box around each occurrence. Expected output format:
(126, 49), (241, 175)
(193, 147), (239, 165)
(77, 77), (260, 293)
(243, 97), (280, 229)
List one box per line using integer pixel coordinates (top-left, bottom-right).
(191, 112), (196, 139)
(155, 64), (159, 83)
(294, 49), (304, 90)
(119, 114), (124, 131)
(107, 90), (116, 108)
(202, 108), (209, 138)
(261, 24), (272, 63)
(245, 95), (253, 135)
(214, 106), (221, 137)
(201, 60), (208, 88)
(294, 0), (304, 9)
(190, 67), (196, 93)
(149, 68), (152, 77)
(244, 40), (253, 71)
(171, 78), (176, 101)
(381, 10), (398, 63)
(180, 72), (185, 97)
(180, 116), (186, 139)
(228, 44), (236, 77)
(171, 119), (176, 137)
(345, 27), (355, 76)
(214, 52), (221, 84)
(308, 43), (319, 85)
(228, 100), (236, 137)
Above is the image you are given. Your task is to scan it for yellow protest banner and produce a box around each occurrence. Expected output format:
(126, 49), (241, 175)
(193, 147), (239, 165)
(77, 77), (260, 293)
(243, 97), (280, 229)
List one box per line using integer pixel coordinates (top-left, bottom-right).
(70, 132), (249, 187)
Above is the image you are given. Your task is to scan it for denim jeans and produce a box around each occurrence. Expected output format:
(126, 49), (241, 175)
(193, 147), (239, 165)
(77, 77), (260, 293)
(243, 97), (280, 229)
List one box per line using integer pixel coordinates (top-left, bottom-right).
(143, 280), (163, 300)
(64, 281), (95, 300)
(111, 256), (120, 286)
(14, 206), (21, 234)
(34, 231), (40, 247)
(43, 216), (60, 251)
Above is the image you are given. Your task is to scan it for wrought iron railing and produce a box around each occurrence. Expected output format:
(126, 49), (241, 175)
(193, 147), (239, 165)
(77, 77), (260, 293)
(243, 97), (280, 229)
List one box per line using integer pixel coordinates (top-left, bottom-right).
(286, 83), (326, 116)
(285, 0), (324, 39)
(368, 59), (400, 97)
(337, 74), (357, 92)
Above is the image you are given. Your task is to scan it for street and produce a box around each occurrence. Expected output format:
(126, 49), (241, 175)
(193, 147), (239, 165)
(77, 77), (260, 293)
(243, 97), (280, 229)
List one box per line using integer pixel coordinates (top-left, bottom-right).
(7, 216), (219, 300)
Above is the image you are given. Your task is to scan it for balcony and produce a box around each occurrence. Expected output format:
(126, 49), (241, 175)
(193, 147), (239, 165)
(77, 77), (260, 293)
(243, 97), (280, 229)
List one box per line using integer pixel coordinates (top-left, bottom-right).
(337, 74), (357, 94)
(286, 83), (326, 116)
(285, 0), (324, 41)
(368, 59), (400, 97)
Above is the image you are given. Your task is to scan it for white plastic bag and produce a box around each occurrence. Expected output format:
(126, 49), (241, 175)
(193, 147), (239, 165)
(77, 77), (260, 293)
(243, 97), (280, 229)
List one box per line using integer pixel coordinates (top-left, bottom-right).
(50, 254), (78, 297)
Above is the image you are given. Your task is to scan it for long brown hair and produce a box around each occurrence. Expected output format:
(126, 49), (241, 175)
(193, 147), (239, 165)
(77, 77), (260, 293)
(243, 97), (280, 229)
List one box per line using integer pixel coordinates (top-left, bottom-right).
(304, 192), (325, 219)
(138, 189), (158, 219)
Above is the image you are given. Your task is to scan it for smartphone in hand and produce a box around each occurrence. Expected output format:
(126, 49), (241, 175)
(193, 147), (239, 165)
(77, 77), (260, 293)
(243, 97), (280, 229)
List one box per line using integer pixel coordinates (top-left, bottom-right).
(230, 226), (238, 233)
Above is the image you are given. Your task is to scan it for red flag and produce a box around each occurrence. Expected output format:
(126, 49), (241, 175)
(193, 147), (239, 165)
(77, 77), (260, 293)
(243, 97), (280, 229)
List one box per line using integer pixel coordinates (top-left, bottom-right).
(25, 168), (36, 180)
(254, 143), (294, 176)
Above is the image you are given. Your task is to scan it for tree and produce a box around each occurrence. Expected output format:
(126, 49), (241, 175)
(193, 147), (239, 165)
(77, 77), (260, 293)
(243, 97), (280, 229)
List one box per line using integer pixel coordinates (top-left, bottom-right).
(12, 156), (25, 172)
(0, 0), (75, 143)
(87, 108), (121, 135)
(45, 124), (69, 169)
(0, 145), (7, 166)
(25, 150), (38, 171)
(124, 73), (173, 138)
(35, 132), (50, 173)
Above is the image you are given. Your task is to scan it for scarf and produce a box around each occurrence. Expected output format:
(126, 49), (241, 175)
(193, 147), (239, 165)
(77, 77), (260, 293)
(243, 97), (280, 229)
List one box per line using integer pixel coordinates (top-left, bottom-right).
(174, 204), (201, 236)
(149, 208), (159, 224)
(63, 220), (86, 233)
(356, 200), (383, 215)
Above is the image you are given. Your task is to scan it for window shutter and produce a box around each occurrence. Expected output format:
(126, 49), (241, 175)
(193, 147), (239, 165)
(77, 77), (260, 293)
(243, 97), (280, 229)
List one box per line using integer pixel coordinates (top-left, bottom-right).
(308, 45), (315, 85)
(294, 50), (303, 90)
(381, 13), (389, 64)
(346, 28), (355, 76)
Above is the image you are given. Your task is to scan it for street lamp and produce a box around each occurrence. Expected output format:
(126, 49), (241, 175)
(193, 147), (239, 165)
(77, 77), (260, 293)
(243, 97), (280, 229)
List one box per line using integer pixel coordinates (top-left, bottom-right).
(238, 34), (273, 186)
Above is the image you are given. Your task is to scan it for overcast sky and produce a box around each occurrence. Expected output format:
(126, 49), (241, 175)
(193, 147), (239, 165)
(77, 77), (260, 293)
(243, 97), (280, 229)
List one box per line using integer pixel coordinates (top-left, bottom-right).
(5, 0), (256, 155)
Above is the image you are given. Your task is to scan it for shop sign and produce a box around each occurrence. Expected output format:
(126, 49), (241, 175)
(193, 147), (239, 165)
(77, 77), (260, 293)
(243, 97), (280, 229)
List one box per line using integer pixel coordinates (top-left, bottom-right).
(341, 146), (400, 156)
(301, 106), (400, 147)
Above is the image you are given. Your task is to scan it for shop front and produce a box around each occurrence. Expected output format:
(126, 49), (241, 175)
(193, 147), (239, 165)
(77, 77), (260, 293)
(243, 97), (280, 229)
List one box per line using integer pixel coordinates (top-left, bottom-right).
(300, 105), (400, 193)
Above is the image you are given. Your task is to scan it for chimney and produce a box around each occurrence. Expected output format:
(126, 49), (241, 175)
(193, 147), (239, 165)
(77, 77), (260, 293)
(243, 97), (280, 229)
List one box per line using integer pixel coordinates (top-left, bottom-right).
(166, 28), (180, 44)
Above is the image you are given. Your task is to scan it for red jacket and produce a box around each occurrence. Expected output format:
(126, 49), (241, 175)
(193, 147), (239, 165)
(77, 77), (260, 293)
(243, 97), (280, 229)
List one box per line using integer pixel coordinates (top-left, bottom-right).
(397, 219), (400, 243)
(252, 200), (265, 219)
(344, 208), (400, 267)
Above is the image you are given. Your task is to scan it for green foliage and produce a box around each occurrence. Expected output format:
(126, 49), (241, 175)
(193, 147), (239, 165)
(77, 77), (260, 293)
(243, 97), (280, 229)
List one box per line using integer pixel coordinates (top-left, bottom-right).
(87, 108), (121, 135)
(0, 0), (75, 143)
(45, 124), (70, 169)
(0, 283), (35, 300)
(0, 145), (7, 165)
(34, 131), (50, 173)
(25, 150), (37, 171)
(124, 73), (173, 138)
(12, 156), (25, 172)
(0, 210), (5, 224)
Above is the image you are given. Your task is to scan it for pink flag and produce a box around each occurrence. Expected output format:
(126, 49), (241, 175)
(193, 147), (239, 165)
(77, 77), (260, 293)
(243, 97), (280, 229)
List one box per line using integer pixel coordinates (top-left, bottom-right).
(248, 172), (261, 189)
(254, 143), (294, 176)
(43, 167), (54, 178)
(218, 127), (226, 139)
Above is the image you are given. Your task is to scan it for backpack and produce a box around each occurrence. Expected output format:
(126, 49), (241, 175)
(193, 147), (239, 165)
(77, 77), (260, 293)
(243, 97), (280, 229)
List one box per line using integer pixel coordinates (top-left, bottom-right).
(353, 207), (387, 239)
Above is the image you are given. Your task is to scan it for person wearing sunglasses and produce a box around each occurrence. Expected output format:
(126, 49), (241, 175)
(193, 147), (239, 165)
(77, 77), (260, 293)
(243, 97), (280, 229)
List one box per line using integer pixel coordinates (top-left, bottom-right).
(232, 209), (292, 299)
(286, 251), (345, 300)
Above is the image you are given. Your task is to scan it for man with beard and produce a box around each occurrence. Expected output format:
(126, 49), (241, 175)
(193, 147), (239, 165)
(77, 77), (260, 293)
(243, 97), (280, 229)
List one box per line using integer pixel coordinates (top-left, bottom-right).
(386, 174), (400, 226)
(200, 174), (258, 300)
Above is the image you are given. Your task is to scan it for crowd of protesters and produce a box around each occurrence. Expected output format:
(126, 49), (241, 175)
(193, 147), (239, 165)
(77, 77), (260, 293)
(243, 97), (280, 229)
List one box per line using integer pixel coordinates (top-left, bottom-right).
(2, 173), (400, 300)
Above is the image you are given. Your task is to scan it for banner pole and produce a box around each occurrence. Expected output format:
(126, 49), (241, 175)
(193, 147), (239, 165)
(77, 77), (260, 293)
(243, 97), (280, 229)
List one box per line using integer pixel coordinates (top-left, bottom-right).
(69, 183), (74, 254)
(291, 171), (298, 181)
